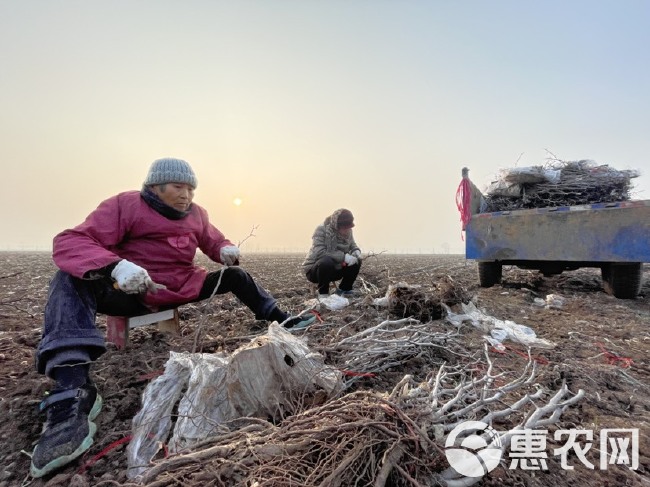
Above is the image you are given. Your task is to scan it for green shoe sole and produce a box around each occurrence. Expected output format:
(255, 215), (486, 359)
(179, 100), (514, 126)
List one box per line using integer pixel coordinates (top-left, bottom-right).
(286, 314), (317, 331)
(30, 394), (103, 478)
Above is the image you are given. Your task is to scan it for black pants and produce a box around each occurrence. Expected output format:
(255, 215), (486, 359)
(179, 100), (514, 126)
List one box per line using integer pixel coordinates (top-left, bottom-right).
(305, 256), (361, 294)
(37, 266), (279, 377)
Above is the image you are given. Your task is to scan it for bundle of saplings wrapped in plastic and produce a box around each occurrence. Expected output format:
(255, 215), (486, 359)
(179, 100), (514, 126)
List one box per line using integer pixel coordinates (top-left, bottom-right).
(483, 159), (640, 212)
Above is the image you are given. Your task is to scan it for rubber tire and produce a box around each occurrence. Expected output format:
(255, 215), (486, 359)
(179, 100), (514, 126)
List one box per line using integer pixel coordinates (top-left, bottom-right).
(601, 263), (642, 299)
(478, 261), (502, 288)
(600, 265), (610, 283)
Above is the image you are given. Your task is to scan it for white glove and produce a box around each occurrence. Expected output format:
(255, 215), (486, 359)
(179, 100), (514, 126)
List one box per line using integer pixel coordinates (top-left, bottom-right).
(220, 245), (240, 266)
(351, 249), (362, 259)
(344, 253), (358, 266)
(111, 259), (162, 294)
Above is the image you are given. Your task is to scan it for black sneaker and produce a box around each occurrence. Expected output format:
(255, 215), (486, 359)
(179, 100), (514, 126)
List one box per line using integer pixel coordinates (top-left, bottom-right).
(30, 382), (103, 478)
(283, 313), (317, 331)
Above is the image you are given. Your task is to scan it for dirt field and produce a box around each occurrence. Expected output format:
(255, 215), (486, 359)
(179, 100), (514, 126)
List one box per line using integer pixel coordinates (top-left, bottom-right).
(0, 252), (648, 487)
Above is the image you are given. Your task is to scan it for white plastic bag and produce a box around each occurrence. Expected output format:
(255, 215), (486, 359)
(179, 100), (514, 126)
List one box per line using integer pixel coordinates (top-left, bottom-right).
(443, 302), (555, 349)
(485, 179), (522, 197)
(305, 294), (350, 311)
(126, 352), (193, 479)
(545, 294), (565, 309)
(543, 169), (562, 184)
(318, 294), (350, 310)
(501, 166), (549, 184)
(126, 324), (344, 480)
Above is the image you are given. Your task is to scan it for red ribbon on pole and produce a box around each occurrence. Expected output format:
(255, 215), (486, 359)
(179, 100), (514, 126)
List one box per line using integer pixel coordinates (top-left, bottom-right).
(456, 167), (472, 239)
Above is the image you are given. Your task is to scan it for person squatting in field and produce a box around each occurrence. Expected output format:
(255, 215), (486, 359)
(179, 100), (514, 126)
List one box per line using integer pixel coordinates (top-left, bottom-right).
(30, 157), (316, 478)
(302, 208), (363, 298)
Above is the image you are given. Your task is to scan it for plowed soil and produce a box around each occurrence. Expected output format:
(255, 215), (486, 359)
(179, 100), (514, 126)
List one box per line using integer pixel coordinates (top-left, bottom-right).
(0, 252), (648, 487)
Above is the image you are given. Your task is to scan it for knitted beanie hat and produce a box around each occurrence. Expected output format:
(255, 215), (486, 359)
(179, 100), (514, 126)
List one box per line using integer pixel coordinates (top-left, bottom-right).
(144, 158), (197, 189)
(335, 209), (355, 229)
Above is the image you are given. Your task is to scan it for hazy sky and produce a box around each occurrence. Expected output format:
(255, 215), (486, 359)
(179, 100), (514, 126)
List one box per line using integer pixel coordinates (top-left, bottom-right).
(1, 1), (649, 253)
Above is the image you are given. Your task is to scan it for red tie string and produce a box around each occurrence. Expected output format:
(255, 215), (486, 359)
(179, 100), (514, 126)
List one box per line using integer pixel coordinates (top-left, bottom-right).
(456, 177), (472, 238)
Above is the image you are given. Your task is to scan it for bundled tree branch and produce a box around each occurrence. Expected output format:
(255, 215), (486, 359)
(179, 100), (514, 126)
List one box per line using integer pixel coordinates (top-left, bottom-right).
(323, 316), (469, 387)
(484, 159), (639, 212)
(128, 339), (583, 487)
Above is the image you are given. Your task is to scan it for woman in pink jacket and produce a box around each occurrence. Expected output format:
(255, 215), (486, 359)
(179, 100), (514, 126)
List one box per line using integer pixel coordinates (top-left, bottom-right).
(30, 157), (316, 478)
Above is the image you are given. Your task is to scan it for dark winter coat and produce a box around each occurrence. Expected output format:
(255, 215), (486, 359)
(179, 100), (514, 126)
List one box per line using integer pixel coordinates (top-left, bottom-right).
(302, 209), (360, 272)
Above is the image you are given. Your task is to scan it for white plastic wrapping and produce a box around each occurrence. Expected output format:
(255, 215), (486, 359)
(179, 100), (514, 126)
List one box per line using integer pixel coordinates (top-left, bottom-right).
(126, 352), (193, 479)
(126, 323), (344, 480)
(443, 301), (555, 349)
(500, 166), (561, 184)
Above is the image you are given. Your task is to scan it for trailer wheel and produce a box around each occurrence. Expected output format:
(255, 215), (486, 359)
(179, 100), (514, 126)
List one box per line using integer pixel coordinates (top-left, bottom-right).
(601, 263), (642, 299)
(478, 262), (502, 287)
(600, 265), (610, 283)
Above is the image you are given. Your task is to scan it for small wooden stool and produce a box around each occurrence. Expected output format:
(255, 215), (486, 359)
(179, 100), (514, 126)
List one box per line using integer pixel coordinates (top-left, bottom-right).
(106, 308), (180, 349)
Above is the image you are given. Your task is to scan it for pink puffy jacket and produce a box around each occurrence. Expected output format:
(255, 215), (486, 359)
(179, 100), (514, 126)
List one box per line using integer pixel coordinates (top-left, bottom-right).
(52, 191), (233, 308)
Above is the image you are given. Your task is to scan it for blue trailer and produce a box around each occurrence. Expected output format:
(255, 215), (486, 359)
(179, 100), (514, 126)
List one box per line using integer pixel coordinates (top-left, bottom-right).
(465, 199), (650, 298)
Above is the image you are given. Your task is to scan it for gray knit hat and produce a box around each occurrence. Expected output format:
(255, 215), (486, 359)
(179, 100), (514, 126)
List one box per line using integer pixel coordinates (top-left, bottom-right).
(144, 158), (198, 188)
